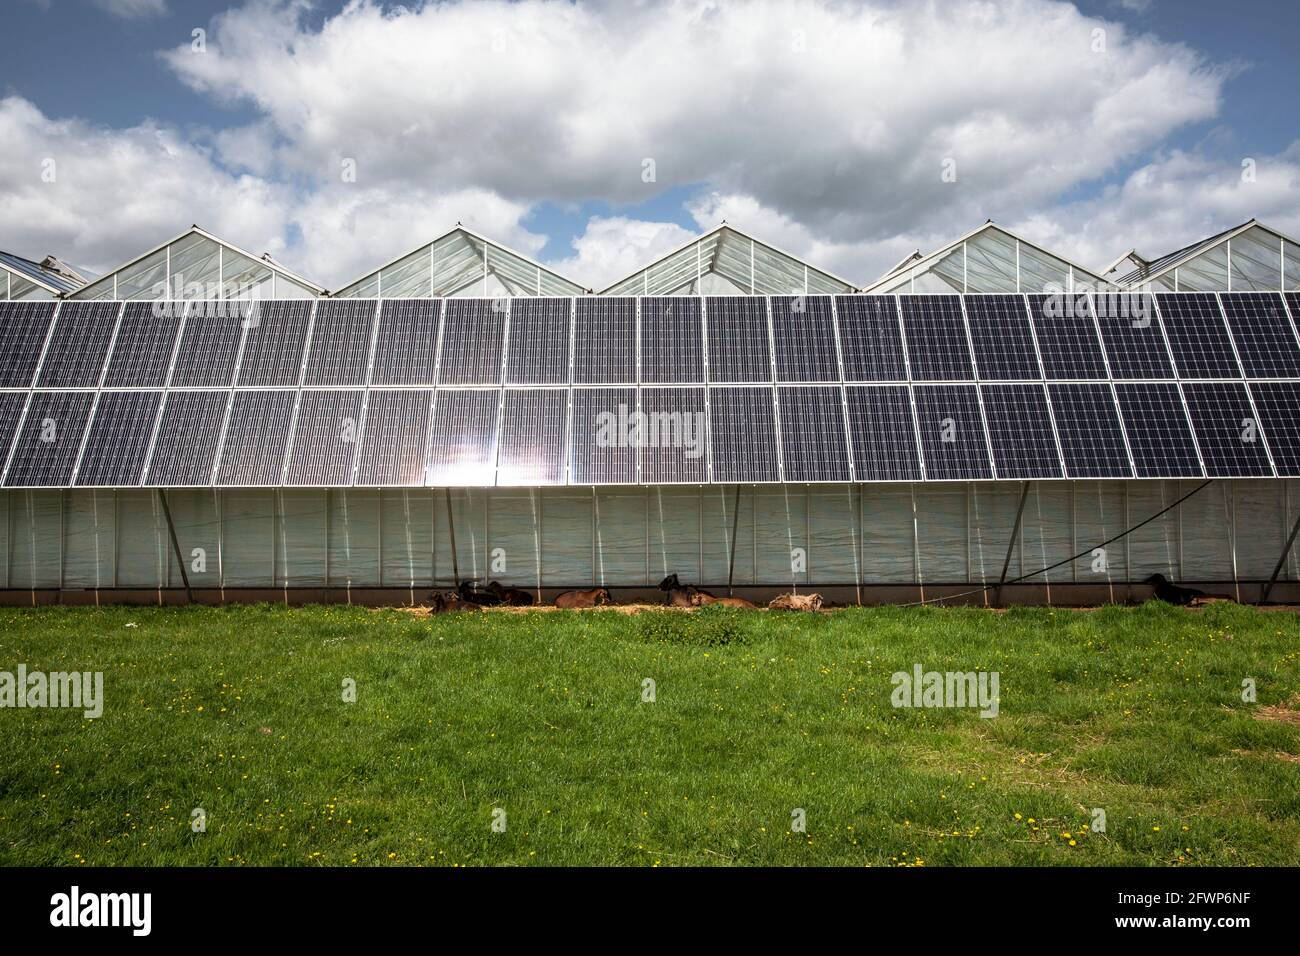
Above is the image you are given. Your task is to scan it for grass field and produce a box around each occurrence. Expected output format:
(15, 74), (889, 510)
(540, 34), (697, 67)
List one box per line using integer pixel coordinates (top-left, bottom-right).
(0, 601), (1297, 867)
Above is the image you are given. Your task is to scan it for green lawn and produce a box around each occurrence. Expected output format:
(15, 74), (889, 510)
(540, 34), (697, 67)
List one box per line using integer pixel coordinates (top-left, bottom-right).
(0, 601), (1297, 866)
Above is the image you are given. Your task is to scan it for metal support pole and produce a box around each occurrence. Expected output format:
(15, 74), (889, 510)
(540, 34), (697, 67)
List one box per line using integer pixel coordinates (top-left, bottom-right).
(444, 488), (460, 586)
(1261, 507), (1300, 604)
(157, 489), (193, 604)
(727, 484), (742, 596)
(995, 482), (1031, 606)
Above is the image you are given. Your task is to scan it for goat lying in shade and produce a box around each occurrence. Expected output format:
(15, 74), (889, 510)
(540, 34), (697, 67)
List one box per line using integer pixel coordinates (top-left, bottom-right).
(487, 581), (535, 606)
(1143, 573), (1233, 606)
(429, 591), (482, 612)
(768, 593), (824, 611)
(554, 587), (612, 609)
(657, 573), (758, 609)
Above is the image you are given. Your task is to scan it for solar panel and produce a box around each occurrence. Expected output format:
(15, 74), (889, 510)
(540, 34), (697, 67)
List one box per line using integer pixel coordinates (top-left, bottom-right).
(978, 383), (1062, 478)
(101, 302), (182, 388)
(74, 390), (162, 487)
(4, 391), (95, 486)
(235, 301), (313, 387)
(574, 297), (635, 384)
(425, 388), (500, 486)
(844, 385), (921, 481)
(638, 387), (708, 483)
(369, 300), (441, 386)
(706, 297), (772, 383)
(1046, 383), (1133, 478)
(963, 295), (1040, 380)
(570, 387), (637, 484)
(37, 301), (120, 387)
(1026, 294), (1108, 379)
(1113, 383), (1203, 478)
(437, 300), (507, 386)
(283, 390), (364, 485)
(708, 386), (779, 481)
(771, 295), (839, 382)
(354, 389), (433, 486)
(142, 390), (229, 485)
(1154, 293), (1240, 378)
(640, 296), (704, 383)
(1180, 382), (1273, 477)
(0, 393), (32, 476)
(776, 386), (850, 481)
(912, 384), (993, 479)
(1248, 382), (1300, 477)
(0, 302), (57, 387)
(506, 298), (571, 385)
(1219, 292), (1300, 377)
(1091, 293), (1174, 379)
(835, 296), (908, 381)
(898, 296), (974, 380)
(215, 390), (296, 485)
(497, 388), (567, 485)
(168, 302), (248, 388)
(303, 300), (376, 387)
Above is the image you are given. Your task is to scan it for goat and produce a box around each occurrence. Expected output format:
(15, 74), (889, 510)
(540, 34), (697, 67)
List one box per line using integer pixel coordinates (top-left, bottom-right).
(554, 587), (612, 609)
(429, 591), (481, 613)
(457, 580), (501, 607)
(658, 573), (756, 609)
(769, 593), (824, 611)
(487, 581), (535, 607)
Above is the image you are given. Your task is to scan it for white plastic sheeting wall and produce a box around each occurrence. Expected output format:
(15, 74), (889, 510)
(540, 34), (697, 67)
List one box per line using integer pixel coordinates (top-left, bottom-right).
(0, 481), (1296, 592)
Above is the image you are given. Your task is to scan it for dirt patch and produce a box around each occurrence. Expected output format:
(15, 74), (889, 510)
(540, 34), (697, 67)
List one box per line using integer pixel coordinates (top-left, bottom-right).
(1254, 695), (1300, 726)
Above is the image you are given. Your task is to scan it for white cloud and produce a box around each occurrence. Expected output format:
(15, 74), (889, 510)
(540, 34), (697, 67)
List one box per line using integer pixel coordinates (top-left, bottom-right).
(92, 0), (168, 18)
(165, 0), (1226, 246)
(0, 96), (291, 276)
(550, 216), (697, 290)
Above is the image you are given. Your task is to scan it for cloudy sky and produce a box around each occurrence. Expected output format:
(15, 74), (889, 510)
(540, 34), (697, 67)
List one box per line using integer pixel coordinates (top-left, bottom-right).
(4, 0), (1298, 290)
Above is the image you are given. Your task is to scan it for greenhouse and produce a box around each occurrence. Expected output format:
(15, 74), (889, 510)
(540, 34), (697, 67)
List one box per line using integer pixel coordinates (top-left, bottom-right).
(0, 219), (1297, 606)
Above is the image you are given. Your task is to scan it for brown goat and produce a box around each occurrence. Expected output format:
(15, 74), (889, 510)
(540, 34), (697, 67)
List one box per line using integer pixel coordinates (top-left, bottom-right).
(768, 592), (824, 611)
(554, 587), (612, 609)
(487, 581), (535, 606)
(429, 591), (481, 613)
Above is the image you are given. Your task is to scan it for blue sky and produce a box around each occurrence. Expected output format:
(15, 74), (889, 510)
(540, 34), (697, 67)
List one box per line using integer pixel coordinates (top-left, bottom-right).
(3, 0), (1298, 288)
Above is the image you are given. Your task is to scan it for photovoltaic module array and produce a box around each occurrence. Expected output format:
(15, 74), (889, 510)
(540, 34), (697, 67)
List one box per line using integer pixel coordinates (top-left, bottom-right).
(0, 292), (1297, 487)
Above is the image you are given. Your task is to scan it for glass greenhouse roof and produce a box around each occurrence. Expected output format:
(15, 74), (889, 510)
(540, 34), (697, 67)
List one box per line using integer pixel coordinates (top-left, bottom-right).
(69, 226), (324, 301)
(1111, 220), (1300, 292)
(599, 225), (856, 296)
(333, 226), (585, 298)
(865, 222), (1108, 294)
(0, 250), (86, 299)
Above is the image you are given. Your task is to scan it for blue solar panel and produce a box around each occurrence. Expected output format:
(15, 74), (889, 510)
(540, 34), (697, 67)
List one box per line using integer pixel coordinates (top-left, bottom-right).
(437, 300), (506, 386)
(570, 387), (637, 484)
(284, 390), (364, 485)
(1113, 382), (1203, 478)
(74, 390), (162, 487)
(236, 301), (313, 387)
(354, 389), (432, 486)
(303, 300), (376, 387)
(574, 298), (635, 384)
(979, 383), (1062, 478)
(102, 303), (182, 388)
(899, 296), (974, 381)
(37, 301), (119, 387)
(912, 384), (992, 479)
(1155, 293), (1240, 378)
(1046, 383), (1132, 478)
(835, 296), (908, 381)
(498, 388), (567, 485)
(771, 295), (839, 382)
(215, 390), (296, 485)
(426, 388), (500, 486)
(844, 385), (921, 481)
(1091, 293), (1174, 379)
(708, 386), (779, 481)
(640, 297), (704, 384)
(1026, 294), (1108, 379)
(0, 302), (57, 387)
(370, 300), (440, 386)
(776, 386), (850, 481)
(1248, 382), (1300, 477)
(638, 387), (708, 483)
(169, 302), (248, 388)
(963, 295), (1040, 380)
(706, 297), (772, 383)
(1181, 382), (1273, 477)
(143, 390), (229, 486)
(1219, 292), (1300, 378)
(506, 298), (571, 385)
(4, 391), (95, 486)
